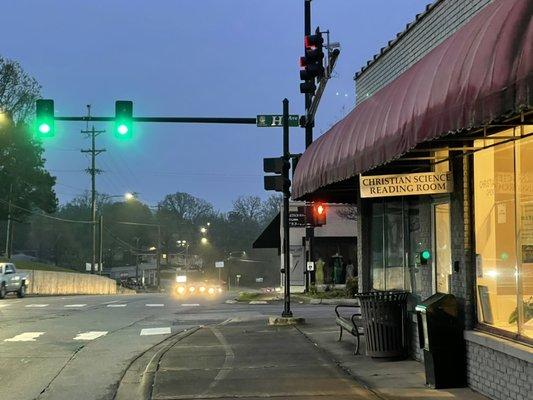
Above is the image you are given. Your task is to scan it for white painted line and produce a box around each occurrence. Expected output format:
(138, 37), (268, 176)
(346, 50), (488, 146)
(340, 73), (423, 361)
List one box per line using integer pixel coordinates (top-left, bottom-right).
(225, 300), (237, 304)
(0, 304), (11, 308)
(249, 300), (268, 305)
(145, 304), (165, 307)
(73, 331), (108, 341)
(140, 327), (171, 336)
(64, 304), (87, 308)
(107, 304), (127, 308)
(25, 304), (49, 308)
(5, 332), (45, 342)
(181, 303), (200, 307)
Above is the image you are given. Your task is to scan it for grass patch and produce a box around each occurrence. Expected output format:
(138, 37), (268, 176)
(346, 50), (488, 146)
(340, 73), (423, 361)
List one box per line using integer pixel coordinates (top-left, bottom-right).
(297, 289), (349, 299)
(0, 259), (77, 273)
(236, 292), (263, 302)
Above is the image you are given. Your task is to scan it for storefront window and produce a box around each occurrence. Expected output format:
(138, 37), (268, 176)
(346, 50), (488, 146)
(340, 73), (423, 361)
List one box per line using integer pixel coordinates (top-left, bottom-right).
(474, 125), (533, 340)
(370, 199), (408, 291)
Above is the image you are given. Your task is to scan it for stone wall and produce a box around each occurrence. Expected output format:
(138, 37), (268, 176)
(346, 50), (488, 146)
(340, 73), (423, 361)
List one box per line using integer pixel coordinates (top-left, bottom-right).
(21, 269), (119, 295)
(465, 331), (532, 400)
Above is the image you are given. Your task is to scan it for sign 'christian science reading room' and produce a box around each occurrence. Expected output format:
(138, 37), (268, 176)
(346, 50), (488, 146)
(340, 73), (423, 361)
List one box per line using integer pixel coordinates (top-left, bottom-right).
(359, 171), (453, 198)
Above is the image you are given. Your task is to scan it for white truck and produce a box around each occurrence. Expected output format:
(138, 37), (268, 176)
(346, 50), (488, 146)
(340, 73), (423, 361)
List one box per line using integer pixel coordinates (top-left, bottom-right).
(0, 262), (29, 299)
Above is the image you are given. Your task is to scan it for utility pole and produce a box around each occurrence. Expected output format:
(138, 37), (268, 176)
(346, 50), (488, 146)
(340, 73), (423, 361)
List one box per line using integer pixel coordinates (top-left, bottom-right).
(4, 184), (12, 259)
(282, 98), (293, 318)
(156, 225), (161, 289)
(99, 214), (104, 274)
(81, 105), (106, 274)
(134, 236), (140, 284)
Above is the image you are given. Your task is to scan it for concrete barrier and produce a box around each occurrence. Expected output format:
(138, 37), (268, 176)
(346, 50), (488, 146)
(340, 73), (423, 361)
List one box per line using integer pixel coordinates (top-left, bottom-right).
(20, 269), (121, 295)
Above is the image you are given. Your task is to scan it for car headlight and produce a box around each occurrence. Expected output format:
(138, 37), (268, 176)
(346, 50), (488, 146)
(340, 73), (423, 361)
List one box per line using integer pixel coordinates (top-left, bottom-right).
(189, 286), (195, 293)
(199, 286), (206, 293)
(217, 287), (223, 293)
(208, 287), (215, 295)
(177, 286), (185, 294)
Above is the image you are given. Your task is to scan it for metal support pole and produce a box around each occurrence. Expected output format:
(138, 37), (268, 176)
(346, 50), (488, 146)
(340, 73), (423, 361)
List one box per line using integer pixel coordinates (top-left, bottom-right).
(156, 225), (161, 290)
(282, 98), (293, 318)
(99, 214), (103, 274)
(4, 184), (12, 259)
(304, 0), (315, 292)
(135, 237), (140, 284)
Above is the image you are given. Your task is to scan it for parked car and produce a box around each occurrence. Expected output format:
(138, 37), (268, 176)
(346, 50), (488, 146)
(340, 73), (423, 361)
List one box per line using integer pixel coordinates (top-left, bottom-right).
(0, 262), (29, 299)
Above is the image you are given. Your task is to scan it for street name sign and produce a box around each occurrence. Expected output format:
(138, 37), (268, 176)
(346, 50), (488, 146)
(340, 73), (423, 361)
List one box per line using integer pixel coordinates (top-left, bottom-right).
(257, 114), (300, 127)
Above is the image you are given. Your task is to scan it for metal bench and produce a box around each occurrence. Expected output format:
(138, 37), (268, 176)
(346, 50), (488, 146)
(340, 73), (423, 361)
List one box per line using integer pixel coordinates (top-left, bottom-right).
(335, 304), (364, 355)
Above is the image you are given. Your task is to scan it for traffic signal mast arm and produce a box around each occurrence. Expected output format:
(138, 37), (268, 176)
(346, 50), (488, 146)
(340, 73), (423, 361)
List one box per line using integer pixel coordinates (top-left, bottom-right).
(54, 116), (257, 124)
(306, 48), (340, 125)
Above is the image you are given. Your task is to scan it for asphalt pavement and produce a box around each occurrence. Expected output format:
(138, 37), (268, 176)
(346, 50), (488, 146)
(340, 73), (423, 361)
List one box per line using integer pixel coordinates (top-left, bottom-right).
(2, 293), (453, 400)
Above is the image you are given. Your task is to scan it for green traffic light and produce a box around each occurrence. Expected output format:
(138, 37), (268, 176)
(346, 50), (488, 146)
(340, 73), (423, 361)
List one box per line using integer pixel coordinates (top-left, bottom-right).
(421, 250), (431, 260)
(38, 123), (51, 134)
(117, 124), (129, 135)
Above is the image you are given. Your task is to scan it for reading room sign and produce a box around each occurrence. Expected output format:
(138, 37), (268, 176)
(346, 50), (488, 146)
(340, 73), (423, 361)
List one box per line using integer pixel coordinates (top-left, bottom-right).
(360, 171), (453, 198)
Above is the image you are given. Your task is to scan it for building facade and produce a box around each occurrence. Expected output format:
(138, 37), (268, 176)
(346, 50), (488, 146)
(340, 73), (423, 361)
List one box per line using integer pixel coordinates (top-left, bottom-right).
(293, 1), (532, 399)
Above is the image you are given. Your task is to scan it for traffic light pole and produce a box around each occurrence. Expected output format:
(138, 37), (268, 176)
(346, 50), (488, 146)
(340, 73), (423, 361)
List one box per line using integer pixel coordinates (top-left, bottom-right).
(304, 0), (314, 293)
(282, 98), (293, 318)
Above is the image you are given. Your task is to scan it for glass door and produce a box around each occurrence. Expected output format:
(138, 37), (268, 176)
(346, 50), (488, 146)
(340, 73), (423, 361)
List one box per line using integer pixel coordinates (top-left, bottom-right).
(433, 202), (452, 293)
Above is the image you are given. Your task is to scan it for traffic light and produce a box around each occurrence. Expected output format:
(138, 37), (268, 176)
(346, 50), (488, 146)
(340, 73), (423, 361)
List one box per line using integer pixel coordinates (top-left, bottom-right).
(35, 99), (55, 138)
(115, 100), (133, 139)
(306, 202), (327, 226)
(264, 157), (289, 192)
(420, 250), (431, 265)
(299, 28), (324, 94)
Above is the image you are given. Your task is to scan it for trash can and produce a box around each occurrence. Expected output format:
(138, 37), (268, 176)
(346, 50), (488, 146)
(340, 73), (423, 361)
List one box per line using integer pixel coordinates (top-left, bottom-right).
(415, 293), (466, 389)
(357, 291), (409, 358)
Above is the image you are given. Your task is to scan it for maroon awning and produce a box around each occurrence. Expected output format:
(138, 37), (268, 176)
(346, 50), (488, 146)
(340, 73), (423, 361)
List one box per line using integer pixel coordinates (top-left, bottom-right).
(293, 0), (532, 199)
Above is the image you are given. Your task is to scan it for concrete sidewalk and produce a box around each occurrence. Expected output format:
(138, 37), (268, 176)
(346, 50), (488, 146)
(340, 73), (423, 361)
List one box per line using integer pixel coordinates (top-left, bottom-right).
(150, 319), (380, 399)
(297, 316), (490, 400)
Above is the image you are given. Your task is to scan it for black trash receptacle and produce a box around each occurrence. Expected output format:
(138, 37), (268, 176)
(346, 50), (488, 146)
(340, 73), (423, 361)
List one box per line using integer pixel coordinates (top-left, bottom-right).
(356, 291), (409, 359)
(415, 293), (466, 389)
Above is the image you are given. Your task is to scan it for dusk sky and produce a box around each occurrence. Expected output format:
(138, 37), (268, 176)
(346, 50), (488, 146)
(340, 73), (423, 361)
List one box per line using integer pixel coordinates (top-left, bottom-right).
(1, 0), (430, 211)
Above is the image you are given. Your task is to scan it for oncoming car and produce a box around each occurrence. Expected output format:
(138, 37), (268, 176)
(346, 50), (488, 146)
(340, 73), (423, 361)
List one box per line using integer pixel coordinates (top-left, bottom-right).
(175, 274), (223, 297)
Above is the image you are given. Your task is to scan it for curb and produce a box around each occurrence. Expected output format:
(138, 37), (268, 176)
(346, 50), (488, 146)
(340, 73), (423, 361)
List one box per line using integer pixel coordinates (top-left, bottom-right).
(308, 298), (359, 305)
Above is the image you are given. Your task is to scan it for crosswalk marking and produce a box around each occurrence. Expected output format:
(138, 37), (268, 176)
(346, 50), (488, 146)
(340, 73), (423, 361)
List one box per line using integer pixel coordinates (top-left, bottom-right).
(181, 303), (200, 307)
(107, 304), (127, 308)
(64, 304), (87, 308)
(0, 304), (10, 308)
(5, 332), (45, 342)
(140, 327), (171, 336)
(73, 331), (108, 341)
(145, 304), (164, 307)
(25, 304), (49, 308)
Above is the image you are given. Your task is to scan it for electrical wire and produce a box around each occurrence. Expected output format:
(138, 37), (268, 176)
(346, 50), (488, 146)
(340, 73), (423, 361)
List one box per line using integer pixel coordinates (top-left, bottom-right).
(0, 198), (94, 224)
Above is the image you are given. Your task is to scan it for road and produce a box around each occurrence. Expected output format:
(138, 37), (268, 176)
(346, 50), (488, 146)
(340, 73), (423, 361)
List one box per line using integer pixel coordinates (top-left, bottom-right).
(0, 293), (375, 400)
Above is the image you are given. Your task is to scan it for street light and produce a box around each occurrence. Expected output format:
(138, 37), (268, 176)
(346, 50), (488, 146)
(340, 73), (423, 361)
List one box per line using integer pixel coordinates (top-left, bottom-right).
(124, 192), (135, 201)
(201, 237), (208, 245)
(200, 227), (207, 234)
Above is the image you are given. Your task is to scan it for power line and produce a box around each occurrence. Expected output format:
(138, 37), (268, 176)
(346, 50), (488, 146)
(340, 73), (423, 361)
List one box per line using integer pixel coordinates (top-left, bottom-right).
(0, 198), (94, 224)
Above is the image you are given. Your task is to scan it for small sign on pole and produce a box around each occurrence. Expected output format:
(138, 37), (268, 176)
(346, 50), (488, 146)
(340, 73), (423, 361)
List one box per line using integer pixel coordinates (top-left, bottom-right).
(215, 261), (224, 268)
(307, 261), (315, 271)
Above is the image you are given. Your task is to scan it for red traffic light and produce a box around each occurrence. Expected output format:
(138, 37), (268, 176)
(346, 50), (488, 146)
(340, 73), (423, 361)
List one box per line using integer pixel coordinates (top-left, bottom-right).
(306, 202), (327, 226)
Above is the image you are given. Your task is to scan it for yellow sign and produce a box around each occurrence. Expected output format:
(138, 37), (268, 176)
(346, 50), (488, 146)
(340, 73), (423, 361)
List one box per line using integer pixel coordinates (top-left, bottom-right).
(360, 171), (453, 198)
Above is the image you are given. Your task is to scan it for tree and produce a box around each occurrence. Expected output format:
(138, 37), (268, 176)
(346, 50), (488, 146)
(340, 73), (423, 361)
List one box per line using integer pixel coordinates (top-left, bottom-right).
(232, 195), (262, 222)
(260, 194), (282, 225)
(0, 56), (41, 123)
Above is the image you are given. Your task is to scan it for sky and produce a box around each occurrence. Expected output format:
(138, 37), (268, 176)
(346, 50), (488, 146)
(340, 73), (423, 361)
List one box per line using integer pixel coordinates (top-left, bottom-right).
(0, 0), (430, 211)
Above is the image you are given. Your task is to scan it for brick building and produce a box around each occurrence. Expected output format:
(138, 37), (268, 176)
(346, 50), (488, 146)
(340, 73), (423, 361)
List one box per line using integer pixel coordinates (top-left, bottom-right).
(293, 1), (532, 399)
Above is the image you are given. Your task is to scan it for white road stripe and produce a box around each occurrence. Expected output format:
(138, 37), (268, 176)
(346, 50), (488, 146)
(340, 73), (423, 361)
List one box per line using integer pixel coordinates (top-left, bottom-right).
(25, 304), (49, 308)
(5, 332), (45, 342)
(107, 304), (127, 308)
(0, 304), (11, 308)
(140, 327), (171, 336)
(64, 304), (87, 308)
(249, 300), (268, 305)
(145, 304), (164, 307)
(181, 303), (200, 307)
(73, 331), (108, 341)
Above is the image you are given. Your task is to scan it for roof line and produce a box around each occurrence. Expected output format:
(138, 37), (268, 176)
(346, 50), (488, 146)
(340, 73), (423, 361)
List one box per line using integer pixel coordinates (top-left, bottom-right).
(354, 0), (440, 80)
